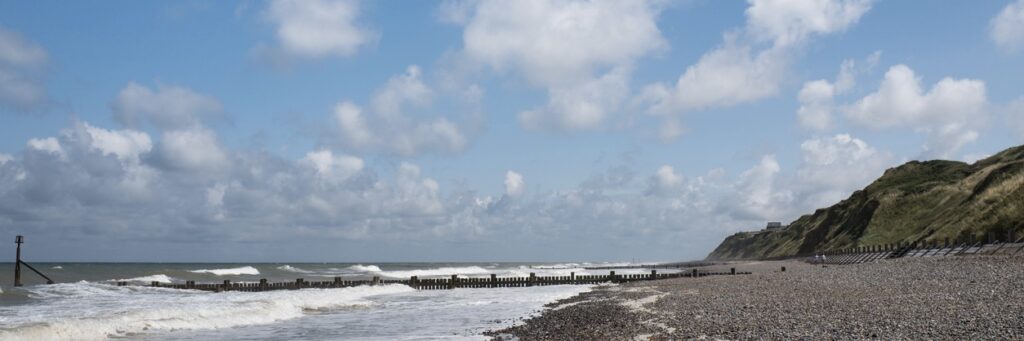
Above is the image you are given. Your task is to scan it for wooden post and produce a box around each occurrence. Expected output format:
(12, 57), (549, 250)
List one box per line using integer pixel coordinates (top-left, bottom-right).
(151, 281), (160, 287)
(411, 276), (419, 289)
(650, 269), (657, 280)
(14, 235), (23, 287)
(449, 275), (457, 289)
(223, 280), (231, 291)
(334, 276), (342, 286)
(731, 267), (736, 275)
(528, 273), (535, 287)
(259, 279), (267, 290)
(691, 269), (698, 278)
(372, 276), (380, 286)
(609, 271), (615, 283)
(570, 272), (575, 283)
(296, 278), (304, 288)
(489, 274), (496, 288)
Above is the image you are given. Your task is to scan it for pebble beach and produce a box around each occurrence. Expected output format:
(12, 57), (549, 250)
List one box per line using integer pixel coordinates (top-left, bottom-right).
(487, 255), (1024, 340)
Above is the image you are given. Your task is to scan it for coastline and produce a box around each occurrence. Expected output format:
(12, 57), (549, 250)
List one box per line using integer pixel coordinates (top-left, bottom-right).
(487, 256), (1024, 340)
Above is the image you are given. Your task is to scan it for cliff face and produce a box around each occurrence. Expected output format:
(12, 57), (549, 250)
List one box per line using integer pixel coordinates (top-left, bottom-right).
(707, 145), (1024, 260)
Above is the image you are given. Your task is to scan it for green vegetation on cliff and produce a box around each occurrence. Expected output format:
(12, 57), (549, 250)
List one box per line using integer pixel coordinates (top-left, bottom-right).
(707, 145), (1024, 260)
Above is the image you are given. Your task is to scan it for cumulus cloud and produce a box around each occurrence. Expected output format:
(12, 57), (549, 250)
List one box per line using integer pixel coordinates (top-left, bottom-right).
(26, 137), (64, 158)
(265, 0), (376, 58)
(156, 127), (230, 174)
(449, 0), (666, 131)
(327, 65), (472, 155)
(504, 170), (524, 197)
(640, 0), (873, 138)
(0, 120), (906, 260)
(0, 26), (48, 111)
(796, 52), (879, 130)
(745, 0), (874, 47)
(991, 0), (1024, 52)
(844, 64), (988, 158)
(111, 82), (223, 130)
(301, 149), (364, 185)
(795, 134), (892, 207)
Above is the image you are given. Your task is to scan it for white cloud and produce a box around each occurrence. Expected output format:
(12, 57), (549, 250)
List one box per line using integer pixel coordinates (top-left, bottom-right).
(504, 170), (524, 197)
(111, 82), (223, 130)
(518, 66), (631, 130)
(730, 155), (794, 221)
(991, 0), (1024, 52)
(640, 0), (872, 137)
(796, 134), (892, 207)
(27, 137), (64, 157)
(301, 149), (364, 185)
(0, 153), (11, 165)
(745, 0), (874, 47)
(78, 122), (152, 163)
(328, 66), (470, 155)
(452, 0), (666, 130)
(641, 38), (787, 115)
(845, 64), (988, 158)
(158, 127), (229, 173)
(266, 0), (375, 58)
(0, 26), (47, 111)
(796, 52), (879, 130)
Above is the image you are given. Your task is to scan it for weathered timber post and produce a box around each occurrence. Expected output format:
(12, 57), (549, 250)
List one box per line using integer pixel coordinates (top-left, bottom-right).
(528, 273), (536, 287)
(570, 272), (575, 283)
(14, 235), (22, 287)
(223, 280), (231, 291)
(609, 271), (616, 283)
(373, 276), (381, 286)
(449, 275), (457, 289)
(151, 281), (160, 287)
(489, 274), (496, 288)
(691, 269), (698, 278)
(731, 267), (736, 275)
(650, 269), (657, 280)
(296, 278), (304, 288)
(334, 276), (342, 286)
(411, 276), (419, 289)
(259, 279), (267, 290)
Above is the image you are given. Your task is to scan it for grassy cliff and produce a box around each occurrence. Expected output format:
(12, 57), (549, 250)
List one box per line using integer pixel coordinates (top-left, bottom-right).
(707, 145), (1024, 260)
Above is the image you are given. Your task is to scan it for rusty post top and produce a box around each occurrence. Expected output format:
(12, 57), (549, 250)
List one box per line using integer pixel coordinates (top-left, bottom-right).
(15, 235), (23, 244)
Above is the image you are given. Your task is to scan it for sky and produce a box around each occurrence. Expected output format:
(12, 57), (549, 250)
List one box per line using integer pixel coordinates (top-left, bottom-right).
(0, 0), (1022, 262)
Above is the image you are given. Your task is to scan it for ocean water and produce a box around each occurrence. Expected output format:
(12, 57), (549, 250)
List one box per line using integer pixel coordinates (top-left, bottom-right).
(0, 262), (673, 340)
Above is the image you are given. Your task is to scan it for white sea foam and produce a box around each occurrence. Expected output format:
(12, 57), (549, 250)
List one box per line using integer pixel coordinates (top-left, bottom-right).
(0, 282), (415, 340)
(377, 266), (492, 278)
(276, 265), (312, 273)
(111, 274), (176, 284)
(188, 266), (260, 276)
(51, 265), (63, 270)
(347, 264), (382, 273)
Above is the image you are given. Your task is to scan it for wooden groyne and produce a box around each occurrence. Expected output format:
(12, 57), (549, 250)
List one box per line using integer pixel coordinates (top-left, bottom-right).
(812, 232), (1024, 265)
(116, 269), (753, 292)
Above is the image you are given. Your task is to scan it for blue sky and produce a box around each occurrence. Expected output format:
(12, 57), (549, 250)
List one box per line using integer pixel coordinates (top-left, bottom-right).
(0, 0), (1022, 262)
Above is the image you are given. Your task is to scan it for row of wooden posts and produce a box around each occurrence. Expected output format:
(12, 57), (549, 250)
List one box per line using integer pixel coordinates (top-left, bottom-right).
(822, 231), (1024, 257)
(116, 268), (753, 292)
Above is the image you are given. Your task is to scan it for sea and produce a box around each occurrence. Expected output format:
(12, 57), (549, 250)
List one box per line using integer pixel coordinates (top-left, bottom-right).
(0, 262), (676, 340)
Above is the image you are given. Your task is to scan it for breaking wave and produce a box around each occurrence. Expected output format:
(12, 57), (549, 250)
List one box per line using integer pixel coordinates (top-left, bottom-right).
(1, 282), (414, 340)
(188, 266), (260, 276)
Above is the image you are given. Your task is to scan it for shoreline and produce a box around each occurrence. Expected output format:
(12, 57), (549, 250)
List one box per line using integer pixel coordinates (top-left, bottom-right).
(486, 255), (1024, 340)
